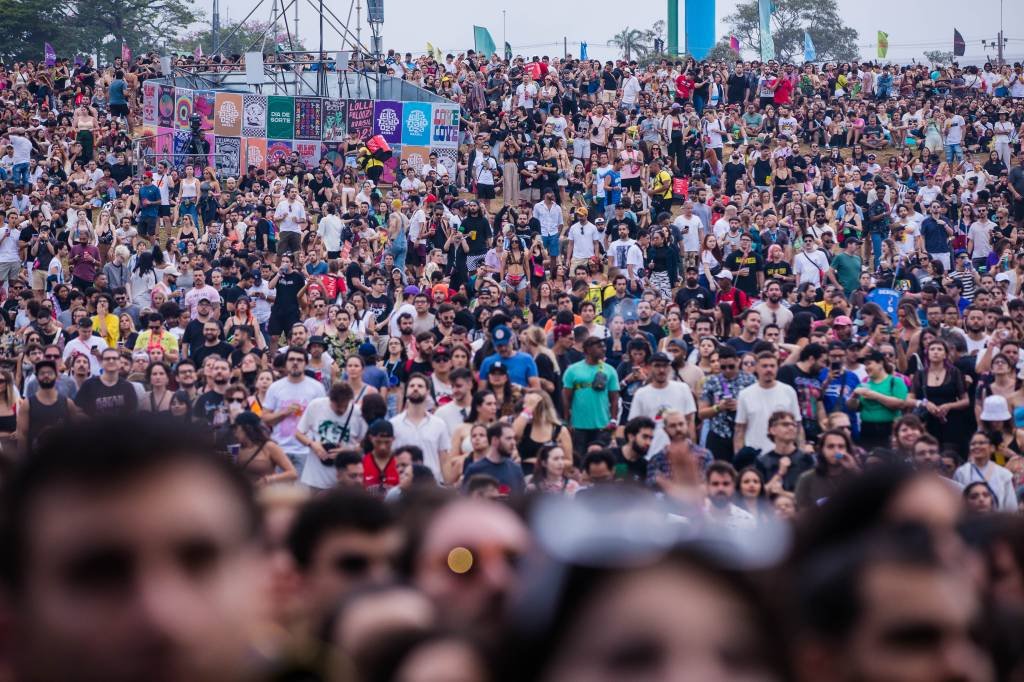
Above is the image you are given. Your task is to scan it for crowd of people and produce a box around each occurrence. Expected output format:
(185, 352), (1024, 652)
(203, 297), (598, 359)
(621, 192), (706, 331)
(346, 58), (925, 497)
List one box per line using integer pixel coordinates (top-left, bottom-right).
(0, 44), (1023, 681)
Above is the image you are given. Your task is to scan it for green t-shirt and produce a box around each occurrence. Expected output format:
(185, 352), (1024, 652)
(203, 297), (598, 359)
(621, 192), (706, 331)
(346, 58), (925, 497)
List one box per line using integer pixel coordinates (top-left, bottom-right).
(832, 251), (862, 295)
(861, 374), (908, 423)
(563, 360), (620, 430)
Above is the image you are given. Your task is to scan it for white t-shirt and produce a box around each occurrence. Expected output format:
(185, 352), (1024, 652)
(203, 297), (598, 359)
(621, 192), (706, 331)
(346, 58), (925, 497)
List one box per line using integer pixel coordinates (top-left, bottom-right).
(567, 222), (601, 259)
(967, 220), (994, 259)
(629, 381), (697, 455)
(390, 411), (451, 481)
(9, 135), (31, 165)
(608, 238), (644, 278)
(893, 222), (920, 258)
(297, 398), (367, 489)
(0, 226), (20, 263)
(794, 249), (830, 286)
(622, 75), (642, 105)
(945, 115), (966, 145)
(735, 381), (801, 453)
(673, 214), (703, 253)
(263, 377), (327, 458)
(62, 336), (107, 375)
(274, 198), (307, 234)
(317, 214), (343, 253)
(515, 82), (538, 109)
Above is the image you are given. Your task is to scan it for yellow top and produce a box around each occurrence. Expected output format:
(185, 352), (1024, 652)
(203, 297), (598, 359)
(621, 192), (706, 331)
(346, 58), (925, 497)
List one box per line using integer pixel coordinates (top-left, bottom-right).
(92, 313), (120, 348)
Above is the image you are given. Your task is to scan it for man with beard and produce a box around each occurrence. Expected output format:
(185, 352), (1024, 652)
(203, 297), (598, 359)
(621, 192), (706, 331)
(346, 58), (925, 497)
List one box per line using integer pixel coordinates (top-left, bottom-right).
(0, 416), (270, 682)
(704, 462), (755, 529)
(752, 279), (793, 334)
(477, 325), (540, 390)
(674, 266), (714, 311)
(461, 421), (525, 495)
(629, 352), (697, 454)
(74, 348), (138, 418)
(190, 320), (233, 366)
(959, 306), (990, 355)
(192, 357), (232, 427)
(262, 347), (327, 475)
(16, 359), (82, 452)
(460, 200), (492, 272)
(175, 359), (200, 403)
(390, 374), (451, 482)
(609, 416), (655, 484)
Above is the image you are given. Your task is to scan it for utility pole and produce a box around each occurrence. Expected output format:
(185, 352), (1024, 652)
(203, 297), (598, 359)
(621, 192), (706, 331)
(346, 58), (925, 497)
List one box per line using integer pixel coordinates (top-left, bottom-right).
(294, 0), (299, 50)
(356, 0), (362, 47)
(998, 0), (1004, 65)
(212, 0), (220, 54)
(667, 0), (679, 55)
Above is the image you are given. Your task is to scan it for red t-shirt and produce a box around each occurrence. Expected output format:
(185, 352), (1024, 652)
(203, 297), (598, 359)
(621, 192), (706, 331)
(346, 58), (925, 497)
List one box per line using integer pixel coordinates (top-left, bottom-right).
(716, 286), (751, 316)
(773, 77), (794, 105)
(362, 453), (399, 492)
(675, 75), (694, 100)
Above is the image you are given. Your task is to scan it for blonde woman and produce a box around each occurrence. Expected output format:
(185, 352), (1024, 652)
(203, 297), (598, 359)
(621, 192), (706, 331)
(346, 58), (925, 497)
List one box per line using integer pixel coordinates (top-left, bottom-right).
(513, 390), (573, 473)
(520, 325), (560, 394)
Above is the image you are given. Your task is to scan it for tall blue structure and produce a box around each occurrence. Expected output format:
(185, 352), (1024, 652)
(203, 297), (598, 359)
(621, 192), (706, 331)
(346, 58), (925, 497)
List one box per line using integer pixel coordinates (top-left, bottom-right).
(685, 0), (716, 59)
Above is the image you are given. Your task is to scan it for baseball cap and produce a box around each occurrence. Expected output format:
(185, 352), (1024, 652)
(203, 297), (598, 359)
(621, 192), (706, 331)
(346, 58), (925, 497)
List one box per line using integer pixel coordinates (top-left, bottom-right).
(594, 217), (606, 225)
(308, 335), (327, 348)
(649, 352), (671, 365)
(403, 285), (420, 296)
(77, 317), (94, 328)
(358, 342), (378, 357)
(716, 270), (734, 281)
(492, 325), (513, 346)
(623, 310), (639, 322)
(488, 360), (509, 375)
(833, 315), (854, 326)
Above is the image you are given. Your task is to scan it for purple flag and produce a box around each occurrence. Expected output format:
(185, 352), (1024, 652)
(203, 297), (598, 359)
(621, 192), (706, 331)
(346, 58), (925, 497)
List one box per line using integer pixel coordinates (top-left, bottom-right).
(44, 43), (56, 67)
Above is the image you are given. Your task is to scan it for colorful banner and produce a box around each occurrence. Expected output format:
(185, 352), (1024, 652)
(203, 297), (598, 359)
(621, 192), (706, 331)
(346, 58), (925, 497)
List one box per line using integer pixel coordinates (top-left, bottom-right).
(294, 140), (321, 168)
(877, 31), (888, 59)
(157, 85), (175, 127)
(174, 89), (193, 130)
(322, 100), (347, 141)
(266, 96), (295, 140)
(294, 97), (323, 140)
(433, 147), (458, 180)
(142, 82), (158, 126)
(137, 125), (157, 166)
(44, 42), (56, 67)
(155, 127), (173, 165)
(214, 92), (243, 136)
(266, 139), (293, 166)
(346, 99), (374, 140)
(373, 100), (403, 145)
(215, 136), (242, 177)
(242, 94), (267, 137)
(401, 101), (432, 147)
(193, 90), (216, 131)
(401, 145), (432, 175)
(244, 138), (267, 170)
(172, 129), (193, 165)
(430, 103), (460, 148)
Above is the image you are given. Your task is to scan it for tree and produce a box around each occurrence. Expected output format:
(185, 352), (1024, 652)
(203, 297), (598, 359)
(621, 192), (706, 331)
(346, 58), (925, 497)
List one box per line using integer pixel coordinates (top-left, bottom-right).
(64, 0), (200, 63)
(923, 50), (954, 66)
(608, 27), (652, 62)
(725, 0), (859, 63)
(0, 0), (66, 62)
(169, 20), (306, 57)
(705, 39), (742, 63)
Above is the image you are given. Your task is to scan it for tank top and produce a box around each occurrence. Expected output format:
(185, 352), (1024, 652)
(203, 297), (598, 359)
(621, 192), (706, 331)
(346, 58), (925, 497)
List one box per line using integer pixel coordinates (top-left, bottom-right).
(27, 394), (70, 449)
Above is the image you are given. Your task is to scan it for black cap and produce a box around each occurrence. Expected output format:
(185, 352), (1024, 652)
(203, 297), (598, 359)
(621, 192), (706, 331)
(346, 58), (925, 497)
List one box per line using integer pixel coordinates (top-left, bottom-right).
(650, 352), (672, 364)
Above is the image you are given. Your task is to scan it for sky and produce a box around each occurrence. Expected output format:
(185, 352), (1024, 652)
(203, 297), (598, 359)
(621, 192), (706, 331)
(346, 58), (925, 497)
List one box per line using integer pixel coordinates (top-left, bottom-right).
(211, 0), (1023, 64)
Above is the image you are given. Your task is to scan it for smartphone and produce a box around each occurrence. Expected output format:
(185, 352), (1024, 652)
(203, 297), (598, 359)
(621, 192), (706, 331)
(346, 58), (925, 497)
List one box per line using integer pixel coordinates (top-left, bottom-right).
(830, 360), (842, 371)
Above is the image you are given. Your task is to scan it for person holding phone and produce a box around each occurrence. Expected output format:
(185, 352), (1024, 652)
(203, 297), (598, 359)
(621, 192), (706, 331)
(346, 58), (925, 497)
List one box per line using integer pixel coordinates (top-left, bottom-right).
(849, 350), (909, 450)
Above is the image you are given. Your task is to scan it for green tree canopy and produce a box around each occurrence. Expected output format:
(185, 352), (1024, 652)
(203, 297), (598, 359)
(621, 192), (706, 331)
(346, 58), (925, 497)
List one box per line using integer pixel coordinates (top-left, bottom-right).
(725, 0), (859, 63)
(704, 39), (742, 64)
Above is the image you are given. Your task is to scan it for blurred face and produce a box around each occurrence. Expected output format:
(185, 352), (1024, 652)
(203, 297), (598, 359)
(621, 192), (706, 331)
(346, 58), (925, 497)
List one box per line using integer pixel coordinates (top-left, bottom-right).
(540, 564), (780, 682)
(11, 463), (267, 682)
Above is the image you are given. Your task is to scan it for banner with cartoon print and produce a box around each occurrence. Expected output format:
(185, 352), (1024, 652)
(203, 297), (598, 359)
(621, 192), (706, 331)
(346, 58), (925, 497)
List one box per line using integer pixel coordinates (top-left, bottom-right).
(322, 100), (347, 142)
(157, 85), (175, 128)
(215, 137), (242, 177)
(142, 82), (158, 126)
(174, 89), (193, 130)
(193, 90), (216, 131)
(244, 138), (267, 170)
(241, 94), (267, 137)
(294, 97), (322, 140)
(266, 139), (293, 167)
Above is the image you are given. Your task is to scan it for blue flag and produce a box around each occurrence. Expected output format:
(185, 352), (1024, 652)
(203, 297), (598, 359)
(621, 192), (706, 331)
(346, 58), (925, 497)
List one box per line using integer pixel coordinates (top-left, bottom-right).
(580, 42), (588, 60)
(757, 0), (775, 60)
(803, 30), (816, 62)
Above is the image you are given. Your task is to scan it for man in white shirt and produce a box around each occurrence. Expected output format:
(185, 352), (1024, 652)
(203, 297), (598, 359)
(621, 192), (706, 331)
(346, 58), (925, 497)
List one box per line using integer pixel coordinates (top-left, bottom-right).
(793, 238), (835, 288)
(967, 214), (995, 265)
(533, 190), (564, 261)
(295, 383), (367, 490)
(944, 112), (966, 164)
(274, 186), (308, 256)
(7, 126), (33, 188)
(673, 201), (705, 257)
(316, 204), (344, 258)
(390, 374), (451, 481)
(261, 347), (327, 475)
(399, 167), (426, 199)
(705, 463), (756, 530)
(734, 353), (802, 455)
(152, 161), (174, 234)
(608, 222), (645, 283)
(565, 209), (602, 272)
(621, 69), (642, 110)
(629, 353), (697, 454)
(62, 317), (108, 376)
(515, 73), (538, 110)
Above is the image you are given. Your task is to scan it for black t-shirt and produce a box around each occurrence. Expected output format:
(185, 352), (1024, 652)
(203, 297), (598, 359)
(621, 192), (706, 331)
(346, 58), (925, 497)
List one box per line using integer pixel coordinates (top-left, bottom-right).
(396, 358), (432, 385)
(752, 158), (773, 186)
(764, 261), (793, 281)
(192, 340), (235, 365)
(790, 303), (826, 321)
(724, 162), (746, 194)
(182, 318), (209, 352)
(366, 294), (393, 325)
(461, 215), (492, 256)
(344, 261), (364, 294)
(272, 271), (305, 314)
(723, 251), (763, 297)
(193, 390), (229, 425)
(675, 285), (715, 311)
(74, 377), (138, 417)
(608, 216), (639, 240)
(609, 445), (648, 484)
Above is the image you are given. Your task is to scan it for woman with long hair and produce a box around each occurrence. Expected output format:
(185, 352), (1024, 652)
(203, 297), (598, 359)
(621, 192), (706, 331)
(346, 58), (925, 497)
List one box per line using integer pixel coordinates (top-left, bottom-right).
(118, 314), (138, 350)
(128, 251), (157, 310)
(141, 361), (173, 412)
(231, 411), (297, 486)
(794, 428), (860, 511)
(527, 442), (580, 495)
(520, 326), (561, 397)
(382, 335), (407, 417)
(224, 296), (267, 350)
(343, 355), (378, 406)
(735, 467), (773, 524)
(907, 339), (970, 452)
(514, 391), (573, 476)
(249, 370), (275, 415)
(446, 391), (499, 484)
